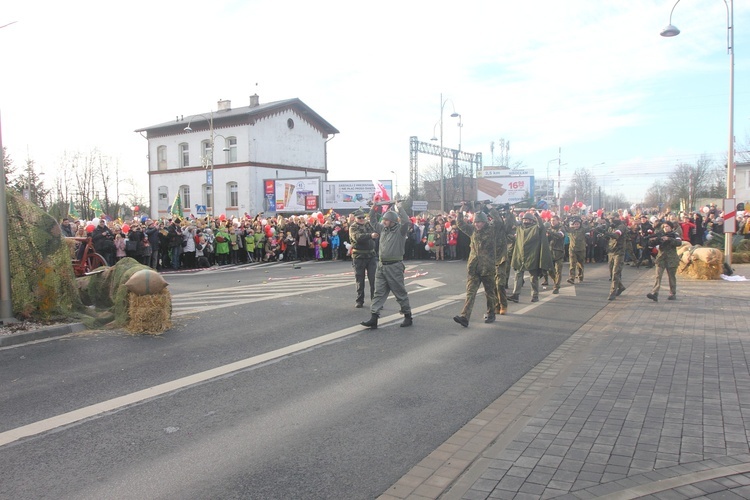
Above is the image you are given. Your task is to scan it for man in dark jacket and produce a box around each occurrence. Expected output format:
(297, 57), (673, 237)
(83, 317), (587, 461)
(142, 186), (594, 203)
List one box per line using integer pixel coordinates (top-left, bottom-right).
(349, 209), (377, 308)
(92, 219), (115, 266)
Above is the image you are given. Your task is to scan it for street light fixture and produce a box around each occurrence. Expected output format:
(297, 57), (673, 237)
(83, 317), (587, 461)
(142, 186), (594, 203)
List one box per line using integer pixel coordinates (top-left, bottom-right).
(661, 0), (735, 267)
(430, 94), (460, 212)
(390, 170), (398, 199)
(184, 112), (217, 216)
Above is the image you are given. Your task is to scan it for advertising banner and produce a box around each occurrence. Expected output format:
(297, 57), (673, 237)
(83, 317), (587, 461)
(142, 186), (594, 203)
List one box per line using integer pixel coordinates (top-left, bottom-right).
(322, 180), (393, 210)
(476, 175), (534, 205)
(266, 178), (321, 213)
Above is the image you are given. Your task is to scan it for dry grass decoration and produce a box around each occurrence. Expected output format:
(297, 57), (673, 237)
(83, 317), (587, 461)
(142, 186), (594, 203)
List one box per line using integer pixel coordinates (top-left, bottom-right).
(676, 244), (723, 280)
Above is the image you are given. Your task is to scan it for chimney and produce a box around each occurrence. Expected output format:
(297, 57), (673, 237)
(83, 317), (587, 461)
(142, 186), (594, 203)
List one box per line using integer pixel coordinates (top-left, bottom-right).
(249, 94), (260, 108)
(217, 99), (231, 111)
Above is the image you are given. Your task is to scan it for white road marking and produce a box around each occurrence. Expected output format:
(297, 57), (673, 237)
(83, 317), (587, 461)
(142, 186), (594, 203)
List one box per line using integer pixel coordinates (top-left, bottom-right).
(0, 299), (454, 449)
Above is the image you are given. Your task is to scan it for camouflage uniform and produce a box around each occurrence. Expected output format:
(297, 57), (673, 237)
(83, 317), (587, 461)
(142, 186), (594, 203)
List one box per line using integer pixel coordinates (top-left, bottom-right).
(567, 218), (588, 283)
(349, 210), (377, 307)
(605, 214), (628, 300)
(455, 211), (499, 325)
(492, 208), (517, 314)
(546, 219), (566, 293)
(648, 225), (683, 300)
(510, 213), (553, 302)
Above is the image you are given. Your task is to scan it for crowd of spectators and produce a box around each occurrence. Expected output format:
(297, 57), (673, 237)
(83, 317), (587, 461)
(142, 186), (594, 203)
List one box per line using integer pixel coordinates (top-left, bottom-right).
(60, 201), (747, 272)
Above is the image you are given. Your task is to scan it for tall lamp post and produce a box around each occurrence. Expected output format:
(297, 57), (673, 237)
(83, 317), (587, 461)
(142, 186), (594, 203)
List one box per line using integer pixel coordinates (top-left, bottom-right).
(430, 93), (460, 212)
(661, 0), (735, 267)
(390, 170), (398, 199)
(184, 112), (215, 216)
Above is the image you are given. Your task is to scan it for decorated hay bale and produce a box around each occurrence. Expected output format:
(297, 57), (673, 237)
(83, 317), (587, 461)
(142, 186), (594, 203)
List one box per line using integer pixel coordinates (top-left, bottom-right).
(126, 289), (172, 335)
(677, 245), (724, 280)
(124, 269), (168, 296)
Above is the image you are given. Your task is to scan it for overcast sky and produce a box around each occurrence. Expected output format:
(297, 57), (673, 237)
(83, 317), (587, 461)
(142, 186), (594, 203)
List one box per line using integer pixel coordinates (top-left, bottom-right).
(2, 0), (748, 206)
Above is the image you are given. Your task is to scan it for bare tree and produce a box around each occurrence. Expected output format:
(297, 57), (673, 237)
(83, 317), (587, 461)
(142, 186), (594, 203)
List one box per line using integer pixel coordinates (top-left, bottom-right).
(562, 168), (598, 207)
(643, 181), (670, 210)
(666, 156), (714, 211)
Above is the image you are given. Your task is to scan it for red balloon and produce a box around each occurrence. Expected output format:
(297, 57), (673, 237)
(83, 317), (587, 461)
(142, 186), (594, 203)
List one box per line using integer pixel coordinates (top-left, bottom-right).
(321, 241), (329, 248)
(444, 221), (451, 229)
(317, 213), (325, 223)
(576, 201), (584, 208)
(428, 241), (435, 247)
(133, 206), (139, 212)
(121, 223), (130, 234)
(219, 213), (227, 221)
(86, 224), (95, 233)
(564, 205), (570, 212)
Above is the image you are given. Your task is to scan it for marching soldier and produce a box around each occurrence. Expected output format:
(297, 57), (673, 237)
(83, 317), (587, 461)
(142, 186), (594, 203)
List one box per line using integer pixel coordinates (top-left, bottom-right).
(566, 216), (588, 284)
(546, 215), (566, 294)
(453, 203), (500, 327)
(604, 211), (627, 300)
(361, 202), (413, 329)
(349, 208), (377, 308)
(647, 220), (682, 302)
(492, 204), (517, 315)
(508, 212), (553, 303)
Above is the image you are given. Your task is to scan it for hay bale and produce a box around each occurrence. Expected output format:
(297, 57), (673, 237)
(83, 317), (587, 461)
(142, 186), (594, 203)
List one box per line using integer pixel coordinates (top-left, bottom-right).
(678, 245), (724, 280)
(126, 289), (172, 335)
(124, 269), (168, 296)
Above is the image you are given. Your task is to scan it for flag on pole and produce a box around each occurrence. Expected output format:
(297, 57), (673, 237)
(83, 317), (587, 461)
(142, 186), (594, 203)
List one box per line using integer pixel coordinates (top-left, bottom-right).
(170, 193), (184, 218)
(89, 198), (104, 216)
(68, 200), (81, 220)
(372, 179), (391, 213)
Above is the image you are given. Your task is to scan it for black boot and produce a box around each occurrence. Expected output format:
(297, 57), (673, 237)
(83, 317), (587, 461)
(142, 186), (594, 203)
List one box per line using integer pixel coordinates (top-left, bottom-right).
(361, 314), (378, 329)
(400, 314), (413, 327)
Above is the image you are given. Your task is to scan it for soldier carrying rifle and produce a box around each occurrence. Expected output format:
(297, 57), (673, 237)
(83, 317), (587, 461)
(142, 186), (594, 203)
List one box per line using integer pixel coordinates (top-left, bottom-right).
(646, 220), (683, 302)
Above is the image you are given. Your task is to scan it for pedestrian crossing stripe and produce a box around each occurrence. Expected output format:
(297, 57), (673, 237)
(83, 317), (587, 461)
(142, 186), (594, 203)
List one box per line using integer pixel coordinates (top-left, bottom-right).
(171, 273), (354, 316)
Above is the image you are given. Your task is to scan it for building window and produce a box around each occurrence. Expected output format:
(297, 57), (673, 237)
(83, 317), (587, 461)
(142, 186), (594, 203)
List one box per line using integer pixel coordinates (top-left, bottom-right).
(228, 182), (238, 207)
(157, 146), (167, 171)
(180, 185), (191, 211)
(287, 118), (295, 129)
(202, 140), (212, 167)
(204, 184), (213, 212)
(158, 186), (169, 212)
(179, 143), (189, 168)
(226, 136), (237, 163)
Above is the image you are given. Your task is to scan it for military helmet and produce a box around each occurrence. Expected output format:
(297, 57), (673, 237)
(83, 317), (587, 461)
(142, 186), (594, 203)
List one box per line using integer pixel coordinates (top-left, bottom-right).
(474, 212), (489, 223)
(353, 209), (365, 218)
(522, 212), (535, 221)
(608, 211), (620, 219)
(382, 211), (399, 223)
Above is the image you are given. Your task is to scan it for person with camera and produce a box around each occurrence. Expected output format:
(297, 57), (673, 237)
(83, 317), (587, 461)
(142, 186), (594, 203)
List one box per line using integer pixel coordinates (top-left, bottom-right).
(603, 211), (627, 300)
(646, 220), (683, 302)
(360, 201), (413, 329)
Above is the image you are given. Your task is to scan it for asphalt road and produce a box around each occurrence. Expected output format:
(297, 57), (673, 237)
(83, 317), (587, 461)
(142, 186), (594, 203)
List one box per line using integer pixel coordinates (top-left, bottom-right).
(0, 258), (627, 499)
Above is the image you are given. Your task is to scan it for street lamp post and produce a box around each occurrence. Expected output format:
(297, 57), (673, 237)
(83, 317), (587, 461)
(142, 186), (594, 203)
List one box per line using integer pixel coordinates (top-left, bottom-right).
(184, 112), (215, 216)
(661, 0), (735, 267)
(430, 93), (460, 213)
(390, 170), (398, 199)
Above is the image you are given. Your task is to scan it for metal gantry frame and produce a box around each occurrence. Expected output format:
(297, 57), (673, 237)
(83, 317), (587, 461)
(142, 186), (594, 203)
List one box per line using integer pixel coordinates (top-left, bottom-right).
(409, 136), (482, 203)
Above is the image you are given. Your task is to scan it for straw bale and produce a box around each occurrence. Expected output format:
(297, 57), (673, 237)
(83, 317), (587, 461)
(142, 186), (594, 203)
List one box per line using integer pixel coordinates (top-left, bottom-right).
(126, 289), (172, 334)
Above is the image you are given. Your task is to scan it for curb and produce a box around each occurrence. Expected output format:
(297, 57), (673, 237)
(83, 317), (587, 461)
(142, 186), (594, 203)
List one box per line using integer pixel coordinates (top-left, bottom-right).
(0, 323), (87, 348)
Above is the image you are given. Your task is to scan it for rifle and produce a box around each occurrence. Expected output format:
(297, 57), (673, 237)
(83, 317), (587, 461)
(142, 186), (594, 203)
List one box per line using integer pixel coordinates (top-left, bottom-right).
(644, 231), (679, 246)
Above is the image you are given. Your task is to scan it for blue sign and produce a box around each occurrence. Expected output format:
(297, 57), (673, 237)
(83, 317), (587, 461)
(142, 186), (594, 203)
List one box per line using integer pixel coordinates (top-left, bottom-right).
(195, 204), (207, 215)
(206, 170), (213, 186)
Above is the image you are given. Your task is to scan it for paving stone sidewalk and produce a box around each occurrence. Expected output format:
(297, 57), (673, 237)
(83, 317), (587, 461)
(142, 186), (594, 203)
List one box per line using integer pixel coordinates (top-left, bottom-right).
(381, 264), (750, 500)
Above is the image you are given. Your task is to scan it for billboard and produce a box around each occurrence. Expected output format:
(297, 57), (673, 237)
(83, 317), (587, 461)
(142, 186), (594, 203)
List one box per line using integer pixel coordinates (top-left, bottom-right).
(476, 172), (534, 205)
(264, 178), (321, 213)
(322, 180), (393, 210)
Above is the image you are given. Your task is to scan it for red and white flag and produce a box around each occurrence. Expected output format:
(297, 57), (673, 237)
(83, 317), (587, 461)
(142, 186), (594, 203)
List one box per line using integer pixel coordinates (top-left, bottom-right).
(372, 179), (391, 213)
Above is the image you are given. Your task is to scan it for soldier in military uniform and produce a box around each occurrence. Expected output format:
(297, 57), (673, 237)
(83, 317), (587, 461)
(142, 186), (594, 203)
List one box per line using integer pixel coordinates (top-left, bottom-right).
(453, 203), (500, 327)
(508, 212), (553, 303)
(492, 204), (517, 315)
(360, 202), (413, 329)
(566, 216), (588, 284)
(604, 211), (627, 300)
(647, 220), (683, 302)
(546, 215), (566, 294)
(349, 209), (377, 308)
